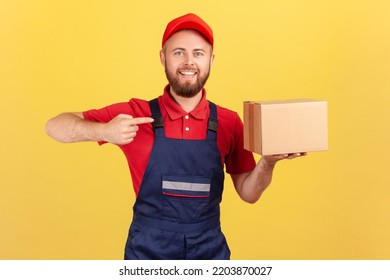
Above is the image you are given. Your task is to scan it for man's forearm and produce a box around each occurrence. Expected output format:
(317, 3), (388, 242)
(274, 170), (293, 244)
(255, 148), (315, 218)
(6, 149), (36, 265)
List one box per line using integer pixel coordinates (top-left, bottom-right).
(235, 158), (275, 204)
(45, 112), (104, 143)
(233, 153), (307, 204)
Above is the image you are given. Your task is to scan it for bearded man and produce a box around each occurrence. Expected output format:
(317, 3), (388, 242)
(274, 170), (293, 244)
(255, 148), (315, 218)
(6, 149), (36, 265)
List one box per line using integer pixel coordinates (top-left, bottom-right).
(45, 13), (305, 260)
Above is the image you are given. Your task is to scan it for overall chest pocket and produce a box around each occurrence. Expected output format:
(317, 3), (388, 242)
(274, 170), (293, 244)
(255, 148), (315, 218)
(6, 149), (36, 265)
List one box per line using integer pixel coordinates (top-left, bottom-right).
(162, 175), (211, 223)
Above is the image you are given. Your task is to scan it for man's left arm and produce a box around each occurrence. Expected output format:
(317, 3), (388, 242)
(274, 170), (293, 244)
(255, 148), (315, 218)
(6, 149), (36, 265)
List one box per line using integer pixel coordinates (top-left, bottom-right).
(231, 153), (306, 203)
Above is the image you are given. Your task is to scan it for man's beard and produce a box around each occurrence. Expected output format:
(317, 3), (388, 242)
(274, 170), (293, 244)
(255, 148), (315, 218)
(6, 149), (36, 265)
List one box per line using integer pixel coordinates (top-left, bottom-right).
(165, 64), (210, 98)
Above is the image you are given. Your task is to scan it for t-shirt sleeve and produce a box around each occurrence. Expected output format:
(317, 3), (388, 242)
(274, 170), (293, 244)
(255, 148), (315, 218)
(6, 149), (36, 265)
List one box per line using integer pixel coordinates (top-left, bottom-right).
(82, 102), (132, 123)
(225, 113), (256, 174)
(82, 98), (150, 145)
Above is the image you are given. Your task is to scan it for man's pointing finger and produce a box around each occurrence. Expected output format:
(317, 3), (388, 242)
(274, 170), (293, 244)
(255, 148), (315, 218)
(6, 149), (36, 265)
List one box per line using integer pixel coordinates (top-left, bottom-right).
(131, 117), (154, 125)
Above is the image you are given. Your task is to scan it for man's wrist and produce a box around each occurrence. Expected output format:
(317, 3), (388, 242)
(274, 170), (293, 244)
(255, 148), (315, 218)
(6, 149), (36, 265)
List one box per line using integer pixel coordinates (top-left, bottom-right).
(259, 157), (276, 171)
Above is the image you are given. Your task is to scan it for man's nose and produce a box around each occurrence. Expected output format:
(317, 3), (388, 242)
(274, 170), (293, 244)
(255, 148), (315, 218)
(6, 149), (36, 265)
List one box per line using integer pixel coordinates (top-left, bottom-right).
(183, 54), (195, 65)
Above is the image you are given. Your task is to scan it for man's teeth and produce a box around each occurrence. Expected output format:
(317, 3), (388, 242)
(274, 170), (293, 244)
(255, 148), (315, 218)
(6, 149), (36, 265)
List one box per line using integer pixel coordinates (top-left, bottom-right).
(180, 71), (196, 75)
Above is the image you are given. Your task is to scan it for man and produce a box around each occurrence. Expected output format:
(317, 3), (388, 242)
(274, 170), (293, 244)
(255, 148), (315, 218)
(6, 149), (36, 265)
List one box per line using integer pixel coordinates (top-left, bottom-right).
(46, 13), (305, 260)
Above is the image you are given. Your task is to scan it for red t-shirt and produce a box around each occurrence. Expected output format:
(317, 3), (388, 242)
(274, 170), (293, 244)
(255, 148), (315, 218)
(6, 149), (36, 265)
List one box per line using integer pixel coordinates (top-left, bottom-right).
(83, 86), (256, 195)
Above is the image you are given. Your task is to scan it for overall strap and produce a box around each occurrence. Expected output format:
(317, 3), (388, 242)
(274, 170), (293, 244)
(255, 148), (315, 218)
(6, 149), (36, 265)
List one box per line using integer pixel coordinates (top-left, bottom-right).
(149, 98), (164, 137)
(207, 101), (218, 140)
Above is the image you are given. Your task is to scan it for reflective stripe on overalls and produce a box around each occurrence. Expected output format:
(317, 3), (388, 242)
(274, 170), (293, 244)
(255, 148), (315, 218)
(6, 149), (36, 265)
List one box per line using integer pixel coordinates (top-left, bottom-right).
(124, 98), (230, 260)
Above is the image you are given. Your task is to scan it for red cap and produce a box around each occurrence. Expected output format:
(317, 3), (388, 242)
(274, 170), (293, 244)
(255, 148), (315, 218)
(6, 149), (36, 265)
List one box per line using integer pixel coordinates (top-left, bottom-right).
(162, 13), (214, 49)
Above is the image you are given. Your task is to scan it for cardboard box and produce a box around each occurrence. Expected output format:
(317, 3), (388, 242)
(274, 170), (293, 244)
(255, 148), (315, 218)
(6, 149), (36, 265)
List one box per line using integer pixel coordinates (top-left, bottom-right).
(244, 99), (328, 155)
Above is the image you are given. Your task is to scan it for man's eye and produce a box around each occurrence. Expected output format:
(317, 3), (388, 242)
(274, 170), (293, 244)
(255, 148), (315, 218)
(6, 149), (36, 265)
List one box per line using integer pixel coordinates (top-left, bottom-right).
(194, 52), (204, 57)
(174, 51), (184, 56)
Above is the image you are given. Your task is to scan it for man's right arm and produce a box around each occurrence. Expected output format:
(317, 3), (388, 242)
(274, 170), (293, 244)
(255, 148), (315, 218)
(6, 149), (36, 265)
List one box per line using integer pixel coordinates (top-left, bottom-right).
(45, 112), (154, 145)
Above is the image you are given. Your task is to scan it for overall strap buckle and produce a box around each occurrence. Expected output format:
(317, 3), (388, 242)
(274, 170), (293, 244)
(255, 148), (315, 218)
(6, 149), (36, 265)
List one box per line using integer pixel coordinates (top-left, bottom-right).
(149, 98), (164, 129)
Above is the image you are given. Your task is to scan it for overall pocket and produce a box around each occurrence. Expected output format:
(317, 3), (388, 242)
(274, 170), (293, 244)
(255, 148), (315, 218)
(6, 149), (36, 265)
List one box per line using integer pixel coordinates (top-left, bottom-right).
(162, 175), (211, 222)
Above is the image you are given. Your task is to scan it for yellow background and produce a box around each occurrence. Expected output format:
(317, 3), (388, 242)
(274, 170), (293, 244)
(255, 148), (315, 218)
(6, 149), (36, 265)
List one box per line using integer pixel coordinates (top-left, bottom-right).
(1, 0), (389, 260)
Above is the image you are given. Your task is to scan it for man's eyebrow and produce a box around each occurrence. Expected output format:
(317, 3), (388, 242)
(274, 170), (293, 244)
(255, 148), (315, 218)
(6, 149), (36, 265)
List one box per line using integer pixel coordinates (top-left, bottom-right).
(171, 47), (186, 52)
(193, 48), (206, 52)
(171, 47), (207, 52)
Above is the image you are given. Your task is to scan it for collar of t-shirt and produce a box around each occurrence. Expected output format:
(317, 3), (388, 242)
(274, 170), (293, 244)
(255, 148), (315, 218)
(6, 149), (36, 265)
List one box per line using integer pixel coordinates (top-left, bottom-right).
(161, 85), (209, 121)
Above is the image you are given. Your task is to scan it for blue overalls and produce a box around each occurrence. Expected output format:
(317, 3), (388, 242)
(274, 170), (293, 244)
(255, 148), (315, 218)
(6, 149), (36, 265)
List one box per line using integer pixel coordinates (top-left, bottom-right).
(124, 98), (230, 260)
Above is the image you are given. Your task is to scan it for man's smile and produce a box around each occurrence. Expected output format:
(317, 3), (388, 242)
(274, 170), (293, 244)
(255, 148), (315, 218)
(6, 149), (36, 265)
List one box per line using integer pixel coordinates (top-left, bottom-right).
(179, 71), (197, 76)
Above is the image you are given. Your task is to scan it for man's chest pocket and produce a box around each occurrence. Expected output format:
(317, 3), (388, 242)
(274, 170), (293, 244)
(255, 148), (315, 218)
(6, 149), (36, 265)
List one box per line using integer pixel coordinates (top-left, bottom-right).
(162, 175), (211, 222)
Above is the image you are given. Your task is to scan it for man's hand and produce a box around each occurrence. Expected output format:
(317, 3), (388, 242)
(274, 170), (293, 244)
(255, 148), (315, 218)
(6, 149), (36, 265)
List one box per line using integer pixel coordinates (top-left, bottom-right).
(261, 152), (307, 168)
(102, 114), (154, 145)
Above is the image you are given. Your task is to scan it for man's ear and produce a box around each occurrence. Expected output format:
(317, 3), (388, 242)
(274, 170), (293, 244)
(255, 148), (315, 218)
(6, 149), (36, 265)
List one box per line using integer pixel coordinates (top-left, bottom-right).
(160, 50), (166, 67)
(210, 53), (215, 66)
